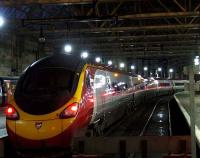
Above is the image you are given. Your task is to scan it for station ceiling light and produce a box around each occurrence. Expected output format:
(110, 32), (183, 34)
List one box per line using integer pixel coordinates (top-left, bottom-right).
(81, 51), (88, 59)
(169, 68), (174, 73)
(108, 60), (112, 65)
(95, 57), (101, 63)
(0, 16), (4, 27)
(194, 56), (199, 65)
(120, 62), (125, 68)
(158, 67), (162, 72)
(144, 66), (148, 71)
(64, 44), (72, 53)
(131, 65), (135, 70)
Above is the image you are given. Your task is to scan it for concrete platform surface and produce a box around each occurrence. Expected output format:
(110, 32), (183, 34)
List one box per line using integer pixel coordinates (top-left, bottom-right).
(174, 91), (200, 147)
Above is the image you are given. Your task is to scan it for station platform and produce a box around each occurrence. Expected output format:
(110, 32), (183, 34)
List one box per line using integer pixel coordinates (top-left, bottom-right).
(174, 91), (200, 147)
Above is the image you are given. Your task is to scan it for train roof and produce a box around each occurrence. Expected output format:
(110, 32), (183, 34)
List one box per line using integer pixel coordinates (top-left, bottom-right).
(88, 63), (136, 77)
(26, 53), (136, 77)
(28, 53), (86, 73)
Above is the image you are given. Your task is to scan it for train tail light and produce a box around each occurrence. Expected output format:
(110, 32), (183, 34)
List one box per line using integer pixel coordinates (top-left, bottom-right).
(60, 103), (79, 119)
(5, 105), (19, 120)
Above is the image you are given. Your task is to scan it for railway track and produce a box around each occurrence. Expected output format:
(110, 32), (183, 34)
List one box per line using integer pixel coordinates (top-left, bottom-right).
(105, 95), (172, 137)
(140, 96), (172, 136)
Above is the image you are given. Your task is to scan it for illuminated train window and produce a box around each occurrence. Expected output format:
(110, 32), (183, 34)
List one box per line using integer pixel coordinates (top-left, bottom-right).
(86, 72), (91, 88)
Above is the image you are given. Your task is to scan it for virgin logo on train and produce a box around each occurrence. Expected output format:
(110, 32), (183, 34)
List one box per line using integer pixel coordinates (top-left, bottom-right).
(35, 122), (42, 129)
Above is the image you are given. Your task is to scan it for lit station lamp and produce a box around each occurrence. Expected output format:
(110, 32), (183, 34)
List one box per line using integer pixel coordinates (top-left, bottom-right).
(131, 65), (135, 70)
(0, 16), (5, 27)
(169, 68), (174, 79)
(81, 51), (89, 59)
(119, 62), (125, 68)
(143, 66), (148, 77)
(64, 44), (72, 53)
(194, 56), (199, 66)
(130, 65), (135, 74)
(95, 57), (101, 63)
(157, 67), (162, 78)
(108, 60), (112, 66)
(169, 68), (174, 73)
(144, 66), (148, 71)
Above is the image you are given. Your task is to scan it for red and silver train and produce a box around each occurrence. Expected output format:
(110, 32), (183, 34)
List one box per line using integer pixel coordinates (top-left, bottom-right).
(5, 54), (141, 156)
(5, 54), (176, 157)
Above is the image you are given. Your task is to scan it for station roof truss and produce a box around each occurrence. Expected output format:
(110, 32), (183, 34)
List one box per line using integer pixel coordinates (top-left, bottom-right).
(0, 0), (200, 66)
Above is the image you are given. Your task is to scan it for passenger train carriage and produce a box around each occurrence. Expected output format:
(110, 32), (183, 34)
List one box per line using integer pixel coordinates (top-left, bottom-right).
(5, 54), (138, 156)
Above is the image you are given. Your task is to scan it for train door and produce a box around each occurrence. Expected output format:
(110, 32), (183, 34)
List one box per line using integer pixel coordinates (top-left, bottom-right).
(77, 68), (94, 129)
(93, 70), (107, 120)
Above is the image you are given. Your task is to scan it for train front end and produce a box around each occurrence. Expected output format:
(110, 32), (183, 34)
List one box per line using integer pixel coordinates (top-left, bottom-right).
(6, 54), (87, 156)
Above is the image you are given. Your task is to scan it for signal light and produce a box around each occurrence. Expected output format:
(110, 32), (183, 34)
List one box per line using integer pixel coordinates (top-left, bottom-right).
(5, 105), (19, 120)
(60, 103), (79, 119)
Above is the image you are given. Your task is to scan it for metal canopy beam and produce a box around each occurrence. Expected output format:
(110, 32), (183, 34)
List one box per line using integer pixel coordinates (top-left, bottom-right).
(100, 1), (123, 27)
(157, 0), (183, 24)
(0, 0), (122, 6)
(62, 50), (194, 57)
(173, 0), (186, 12)
(50, 43), (200, 51)
(21, 12), (200, 24)
(189, 3), (200, 24)
(48, 33), (200, 42)
(22, 24), (200, 34)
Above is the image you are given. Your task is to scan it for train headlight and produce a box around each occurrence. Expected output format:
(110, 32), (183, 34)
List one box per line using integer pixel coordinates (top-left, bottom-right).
(5, 105), (19, 120)
(60, 102), (79, 119)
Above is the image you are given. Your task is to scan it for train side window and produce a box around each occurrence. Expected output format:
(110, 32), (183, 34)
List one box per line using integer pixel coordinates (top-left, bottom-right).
(112, 82), (120, 91)
(106, 77), (111, 89)
(112, 82), (128, 91)
(0, 86), (2, 105)
(120, 82), (128, 90)
(86, 72), (91, 88)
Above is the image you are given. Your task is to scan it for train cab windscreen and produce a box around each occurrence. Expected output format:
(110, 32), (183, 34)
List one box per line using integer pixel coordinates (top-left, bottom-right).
(22, 68), (74, 94)
(15, 67), (79, 115)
